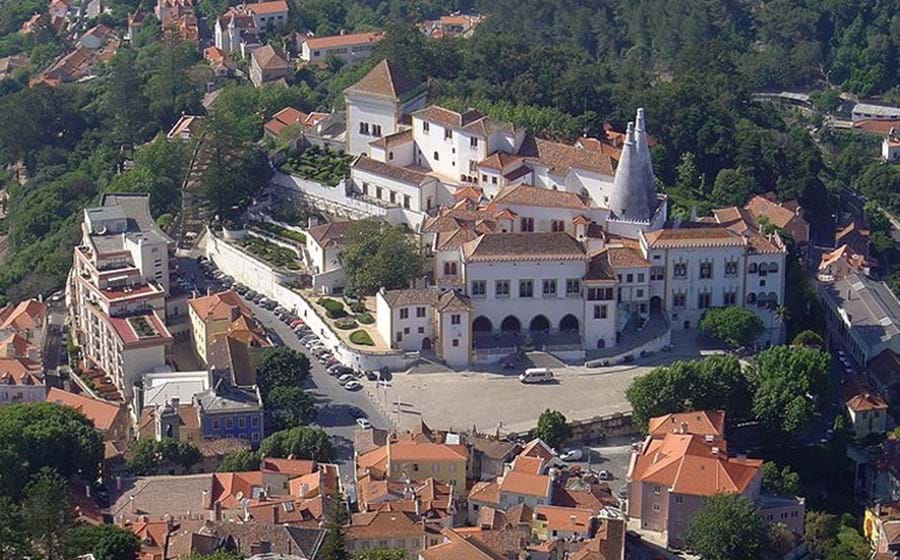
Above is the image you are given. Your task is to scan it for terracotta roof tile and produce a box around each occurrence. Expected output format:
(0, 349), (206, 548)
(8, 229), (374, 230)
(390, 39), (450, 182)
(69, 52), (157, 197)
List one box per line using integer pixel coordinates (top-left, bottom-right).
(498, 471), (551, 498)
(307, 220), (354, 248)
(847, 393), (888, 412)
(353, 155), (434, 186)
(643, 224), (746, 249)
(463, 232), (587, 263)
(344, 59), (423, 102)
(468, 481), (500, 505)
(493, 183), (589, 210)
(647, 410), (726, 439)
(244, 0), (288, 15)
(305, 31), (382, 50)
(46, 388), (124, 431)
(518, 136), (616, 177)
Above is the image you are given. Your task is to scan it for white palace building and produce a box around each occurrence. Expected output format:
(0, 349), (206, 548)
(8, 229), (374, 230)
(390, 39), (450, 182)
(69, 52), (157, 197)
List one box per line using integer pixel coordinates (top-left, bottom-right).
(303, 61), (787, 367)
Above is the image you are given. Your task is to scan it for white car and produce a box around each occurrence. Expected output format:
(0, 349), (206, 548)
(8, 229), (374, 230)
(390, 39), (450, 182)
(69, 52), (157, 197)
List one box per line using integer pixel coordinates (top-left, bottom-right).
(344, 380), (362, 391)
(338, 373), (356, 384)
(598, 469), (612, 481)
(356, 418), (372, 429)
(560, 449), (583, 462)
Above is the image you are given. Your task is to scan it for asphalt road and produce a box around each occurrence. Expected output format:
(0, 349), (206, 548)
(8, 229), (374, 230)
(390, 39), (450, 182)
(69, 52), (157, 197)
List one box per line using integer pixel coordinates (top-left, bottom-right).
(176, 256), (390, 484)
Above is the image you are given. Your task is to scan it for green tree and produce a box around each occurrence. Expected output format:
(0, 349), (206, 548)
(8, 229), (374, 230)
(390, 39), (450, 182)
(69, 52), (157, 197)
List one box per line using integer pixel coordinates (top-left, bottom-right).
(710, 167), (758, 207)
(683, 493), (768, 560)
(127, 438), (202, 475)
(255, 347), (311, 402)
(140, 35), (202, 128)
(354, 549), (407, 560)
(0, 402), (103, 498)
(760, 462), (800, 495)
(260, 427), (334, 462)
(791, 330), (824, 348)
(698, 306), (765, 348)
(625, 355), (752, 429)
(65, 524), (140, 560)
(534, 409), (571, 449)
(0, 496), (25, 560)
(824, 526), (869, 560)
(22, 468), (74, 560)
(268, 385), (318, 429)
(804, 511), (838, 558)
(340, 220), (422, 296)
(319, 496), (350, 560)
(746, 345), (831, 435)
(217, 449), (262, 472)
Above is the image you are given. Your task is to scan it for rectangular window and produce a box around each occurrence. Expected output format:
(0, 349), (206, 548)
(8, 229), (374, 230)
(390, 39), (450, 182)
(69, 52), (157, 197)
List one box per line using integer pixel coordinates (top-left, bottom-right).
(638, 273), (645, 283)
(472, 280), (486, 297)
(238, 417), (246, 428)
(451, 314), (460, 325)
(376, 186), (383, 199)
(542, 279), (557, 297)
(495, 280), (510, 297)
(443, 262), (457, 276)
(651, 267), (665, 281)
(626, 273), (634, 283)
(416, 306), (426, 318)
(362, 182), (369, 195)
(519, 280), (533, 298)
(418, 326), (424, 334)
(653, 503), (661, 512)
(422, 121), (429, 134)
(520, 217), (534, 232)
(698, 292), (711, 309)
(700, 262), (713, 279)
(673, 292), (686, 308)
(359, 122), (369, 135)
(673, 263), (687, 278)
(470, 136), (478, 148)
(389, 191), (396, 204)
(403, 195), (411, 209)
(725, 261), (738, 277)
(452, 338), (459, 347)
(251, 416), (258, 427)
(566, 279), (580, 295)
(482, 174), (488, 182)
(551, 220), (565, 232)
(491, 176), (498, 185)
(724, 291), (736, 305)
(444, 128), (452, 140)
(636, 289), (644, 298)
(372, 124), (382, 137)
(399, 308), (409, 319)
(225, 418), (234, 429)
(675, 496), (684, 504)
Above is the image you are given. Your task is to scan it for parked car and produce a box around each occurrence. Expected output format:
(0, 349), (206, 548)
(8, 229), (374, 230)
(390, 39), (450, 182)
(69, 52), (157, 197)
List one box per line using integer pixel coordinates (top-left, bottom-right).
(338, 373), (356, 384)
(290, 319), (305, 329)
(364, 370), (378, 381)
(519, 368), (554, 384)
(560, 449), (583, 462)
(263, 300), (277, 310)
(598, 469), (612, 481)
(356, 418), (372, 429)
(343, 380), (362, 391)
(317, 353), (334, 364)
(300, 335), (318, 344)
(326, 364), (346, 376)
(617, 484), (628, 499)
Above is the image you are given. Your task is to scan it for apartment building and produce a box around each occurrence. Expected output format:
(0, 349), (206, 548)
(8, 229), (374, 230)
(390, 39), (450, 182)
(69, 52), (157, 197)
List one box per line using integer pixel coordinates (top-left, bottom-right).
(299, 31), (382, 65)
(68, 194), (174, 398)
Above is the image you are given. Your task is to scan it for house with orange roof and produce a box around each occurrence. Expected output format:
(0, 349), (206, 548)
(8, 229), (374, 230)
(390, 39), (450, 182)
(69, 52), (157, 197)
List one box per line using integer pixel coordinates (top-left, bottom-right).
(214, 1), (289, 54)
(249, 44), (291, 87)
(847, 393), (888, 439)
(568, 509), (626, 560)
(47, 387), (130, 442)
(345, 510), (438, 556)
(0, 357), (45, 405)
(628, 410), (804, 547)
(418, 13), (485, 39)
(0, 298), (47, 349)
(187, 289), (268, 374)
(646, 410), (726, 441)
(817, 244), (873, 282)
(836, 221), (871, 257)
(742, 194), (809, 247)
(418, 526), (507, 560)
(530, 505), (598, 542)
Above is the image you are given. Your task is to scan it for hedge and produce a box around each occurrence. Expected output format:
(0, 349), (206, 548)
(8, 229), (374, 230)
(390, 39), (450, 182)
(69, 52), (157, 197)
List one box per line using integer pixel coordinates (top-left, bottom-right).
(334, 318), (358, 330)
(355, 312), (374, 325)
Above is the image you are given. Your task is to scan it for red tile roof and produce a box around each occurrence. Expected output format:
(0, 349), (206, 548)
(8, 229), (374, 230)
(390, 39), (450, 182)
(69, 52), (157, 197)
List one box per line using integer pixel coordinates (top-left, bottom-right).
(846, 393), (888, 412)
(244, 0), (288, 15)
(647, 410), (726, 439)
(46, 388), (122, 431)
(305, 31), (383, 50)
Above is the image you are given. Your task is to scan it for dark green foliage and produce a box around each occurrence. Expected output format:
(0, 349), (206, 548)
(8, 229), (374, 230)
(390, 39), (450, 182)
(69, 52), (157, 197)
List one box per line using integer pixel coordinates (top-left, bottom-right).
(698, 306), (765, 348)
(217, 449), (262, 472)
(255, 347), (311, 403)
(760, 461), (801, 495)
(746, 346), (831, 435)
(353, 549), (407, 560)
(683, 494), (768, 560)
(533, 410), (571, 449)
(65, 524), (141, 560)
(260, 427), (334, 462)
(268, 385), (318, 429)
(281, 145), (352, 187)
(318, 496), (350, 560)
(341, 220), (422, 297)
(625, 355), (752, 429)
(21, 468), (75, 560)
(0, 402), (103, 499)
(126, 438), (202, 475)
(792, 330), (824, 348)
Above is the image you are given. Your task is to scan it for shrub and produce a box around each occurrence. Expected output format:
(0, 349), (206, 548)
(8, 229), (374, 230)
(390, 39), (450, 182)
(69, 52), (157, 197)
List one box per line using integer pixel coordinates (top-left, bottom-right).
(334, 318), (358, 330)
(347, 300), (366, 313)
(349, 330), (374, 346)
(316, 297), (347, 318)
(355, 312), (374, 324)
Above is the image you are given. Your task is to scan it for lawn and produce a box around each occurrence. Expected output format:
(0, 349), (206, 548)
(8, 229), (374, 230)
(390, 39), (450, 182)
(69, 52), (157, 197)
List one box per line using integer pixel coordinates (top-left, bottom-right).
(239, 237), (302, 271)
(280, 145), (352, 187)
(349, 330), (374, 346)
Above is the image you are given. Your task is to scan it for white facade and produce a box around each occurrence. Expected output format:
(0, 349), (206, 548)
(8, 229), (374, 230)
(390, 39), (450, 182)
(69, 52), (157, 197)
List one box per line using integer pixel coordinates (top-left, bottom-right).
(300, 32), (381, 65)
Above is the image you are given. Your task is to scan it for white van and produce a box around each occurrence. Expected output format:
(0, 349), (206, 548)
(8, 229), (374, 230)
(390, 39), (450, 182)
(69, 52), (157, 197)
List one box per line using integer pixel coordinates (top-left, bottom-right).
(519, 368), (553, 384)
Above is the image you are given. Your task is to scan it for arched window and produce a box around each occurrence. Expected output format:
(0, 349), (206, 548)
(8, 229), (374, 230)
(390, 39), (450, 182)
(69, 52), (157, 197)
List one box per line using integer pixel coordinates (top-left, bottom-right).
(472, 316), (492, 332)
(747, 293), (756, 304)
(769, 262), (779, 273)
(748, 263), (758, 274)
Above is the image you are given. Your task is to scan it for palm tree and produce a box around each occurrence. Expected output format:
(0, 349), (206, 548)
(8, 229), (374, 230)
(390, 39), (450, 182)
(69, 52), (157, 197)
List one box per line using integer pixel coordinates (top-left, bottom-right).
(771, 304), (788, 345)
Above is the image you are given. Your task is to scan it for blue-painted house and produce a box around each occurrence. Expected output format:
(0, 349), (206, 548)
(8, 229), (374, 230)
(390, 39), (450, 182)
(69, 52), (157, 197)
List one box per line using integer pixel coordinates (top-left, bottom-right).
(194, 377), (264, 445)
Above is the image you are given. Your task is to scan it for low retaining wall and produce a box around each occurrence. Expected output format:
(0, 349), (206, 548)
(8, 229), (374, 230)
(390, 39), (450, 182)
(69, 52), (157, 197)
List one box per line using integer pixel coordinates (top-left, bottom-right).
(506, 410), (638, 444)
(584, 328), (671, 368)
(207, 229), (417, 372)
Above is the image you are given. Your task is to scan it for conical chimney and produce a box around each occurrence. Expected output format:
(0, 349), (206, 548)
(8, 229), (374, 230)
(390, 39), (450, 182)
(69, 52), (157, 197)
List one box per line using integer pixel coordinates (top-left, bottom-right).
(608, 122), (654, 222)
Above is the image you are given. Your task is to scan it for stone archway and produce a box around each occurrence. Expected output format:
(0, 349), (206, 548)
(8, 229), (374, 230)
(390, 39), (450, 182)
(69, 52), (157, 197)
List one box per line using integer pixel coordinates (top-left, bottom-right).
(500, 316), (521, 333)
(472, 316), (493, 333)
(559, 314), (579, 333)
(529, 315), (550, 333)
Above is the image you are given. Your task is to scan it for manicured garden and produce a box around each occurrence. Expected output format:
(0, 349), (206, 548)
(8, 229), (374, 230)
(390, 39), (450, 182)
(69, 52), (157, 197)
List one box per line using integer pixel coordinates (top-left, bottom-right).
(317, 297), (347, 318)
(240, 237), (302, 271)
(280, 145), (352, 187)
(250, 221), (306, 244)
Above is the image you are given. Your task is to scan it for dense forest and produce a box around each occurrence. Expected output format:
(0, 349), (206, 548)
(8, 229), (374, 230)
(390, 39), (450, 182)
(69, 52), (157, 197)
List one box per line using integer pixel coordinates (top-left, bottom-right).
(0, 0), (898, 307)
